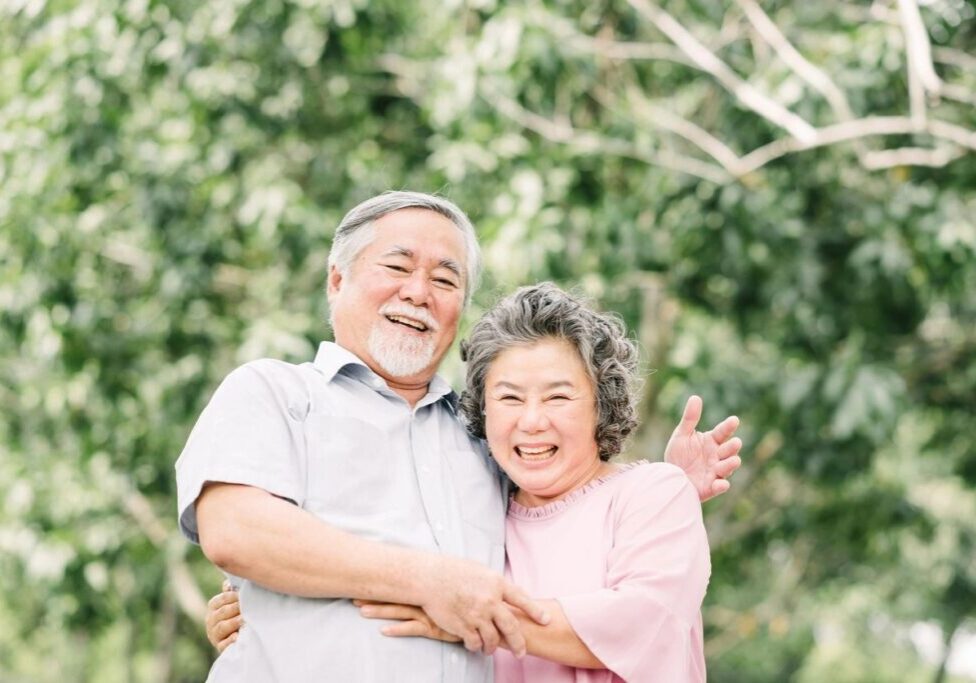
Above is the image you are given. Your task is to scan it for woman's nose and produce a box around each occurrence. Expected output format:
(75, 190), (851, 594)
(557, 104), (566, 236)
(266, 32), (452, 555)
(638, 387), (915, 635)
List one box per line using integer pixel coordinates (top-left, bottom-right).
(517, 400), (550, 432)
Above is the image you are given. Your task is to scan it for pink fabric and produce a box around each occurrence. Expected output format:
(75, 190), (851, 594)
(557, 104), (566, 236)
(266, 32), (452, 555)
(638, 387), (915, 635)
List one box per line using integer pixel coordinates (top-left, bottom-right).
(494, 462), (710, 683)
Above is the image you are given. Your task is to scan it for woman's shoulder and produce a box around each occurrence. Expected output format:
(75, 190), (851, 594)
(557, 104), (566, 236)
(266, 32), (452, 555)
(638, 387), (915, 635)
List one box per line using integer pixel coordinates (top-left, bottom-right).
(609, 461), (701, 517)
(613, 460), (693, 490)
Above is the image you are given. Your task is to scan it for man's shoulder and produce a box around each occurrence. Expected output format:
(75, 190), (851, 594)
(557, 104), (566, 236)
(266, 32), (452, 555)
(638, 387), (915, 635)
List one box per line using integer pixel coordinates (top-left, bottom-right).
(213, 358), (319, 408)
(225, 357), (317, 382)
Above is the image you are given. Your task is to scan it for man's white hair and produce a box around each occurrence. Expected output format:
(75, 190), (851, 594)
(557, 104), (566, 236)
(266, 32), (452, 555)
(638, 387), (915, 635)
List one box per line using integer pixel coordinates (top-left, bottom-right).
(327, 191), (481, 305)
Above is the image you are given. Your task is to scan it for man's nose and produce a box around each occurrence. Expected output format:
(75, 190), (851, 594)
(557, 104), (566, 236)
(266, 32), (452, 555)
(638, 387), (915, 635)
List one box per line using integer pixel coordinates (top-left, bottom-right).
(398, 271), (432, 305)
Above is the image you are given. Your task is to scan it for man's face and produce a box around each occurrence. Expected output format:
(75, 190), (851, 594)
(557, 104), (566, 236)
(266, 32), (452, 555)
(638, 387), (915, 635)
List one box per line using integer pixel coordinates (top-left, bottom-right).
(327, 208), (468, 385)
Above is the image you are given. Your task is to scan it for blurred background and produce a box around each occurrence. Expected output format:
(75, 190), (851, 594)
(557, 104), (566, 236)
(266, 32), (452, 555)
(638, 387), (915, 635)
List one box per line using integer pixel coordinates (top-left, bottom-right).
(2, 0), (975, 680)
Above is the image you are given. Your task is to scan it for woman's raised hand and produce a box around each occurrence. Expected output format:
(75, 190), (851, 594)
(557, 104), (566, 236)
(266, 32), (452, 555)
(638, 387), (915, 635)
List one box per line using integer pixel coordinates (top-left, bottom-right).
(664, 395), (743, 502)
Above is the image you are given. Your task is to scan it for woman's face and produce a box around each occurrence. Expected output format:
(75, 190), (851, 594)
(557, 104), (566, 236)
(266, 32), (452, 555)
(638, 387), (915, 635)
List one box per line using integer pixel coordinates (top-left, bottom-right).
(483, 337), (606, 507)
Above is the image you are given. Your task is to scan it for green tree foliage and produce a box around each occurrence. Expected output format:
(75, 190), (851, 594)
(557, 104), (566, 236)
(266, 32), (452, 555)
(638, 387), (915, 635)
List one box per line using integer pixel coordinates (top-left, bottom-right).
(2, 1), (974, 681)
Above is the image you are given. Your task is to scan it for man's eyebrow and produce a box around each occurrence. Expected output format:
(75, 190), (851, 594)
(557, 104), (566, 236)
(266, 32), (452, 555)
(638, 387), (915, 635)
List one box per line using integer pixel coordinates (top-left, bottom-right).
(437, 258), (463, 279)
(381, 246), (463, 279)
(381, 246), (414, 259)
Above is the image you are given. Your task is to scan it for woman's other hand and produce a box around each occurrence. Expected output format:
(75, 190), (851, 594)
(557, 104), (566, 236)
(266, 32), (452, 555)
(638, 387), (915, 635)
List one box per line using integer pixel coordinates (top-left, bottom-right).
(664, 395), (743, 502)
(354, 600), (462, 644)
(206, 580), (243, 652)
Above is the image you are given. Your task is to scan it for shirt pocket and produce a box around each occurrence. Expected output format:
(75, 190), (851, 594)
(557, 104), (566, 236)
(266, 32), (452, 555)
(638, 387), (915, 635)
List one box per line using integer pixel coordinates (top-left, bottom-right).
(302, 414), (403, 525)
(444, 448), (506, 545)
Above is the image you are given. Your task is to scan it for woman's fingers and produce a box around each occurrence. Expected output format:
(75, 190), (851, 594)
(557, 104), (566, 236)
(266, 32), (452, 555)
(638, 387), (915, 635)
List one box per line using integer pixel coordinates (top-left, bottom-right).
(206, 590), (242, 648)
(674, 395), (703, 436)
(207, 590), (239, 614)
(710, 479), (731, 496)
(717, 437), (743, 458)
(359, 603), (426, 621)
(709, 415), (740, 444)
(216, 632), (238, 653)
(213, 615), (244, 642)
(714, 454), (742, 479)
(380, 620), (429, 637)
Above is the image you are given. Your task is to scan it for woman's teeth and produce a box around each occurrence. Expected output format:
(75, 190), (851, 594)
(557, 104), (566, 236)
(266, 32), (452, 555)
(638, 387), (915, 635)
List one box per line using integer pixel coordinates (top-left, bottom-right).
(516, 446), (556, 461)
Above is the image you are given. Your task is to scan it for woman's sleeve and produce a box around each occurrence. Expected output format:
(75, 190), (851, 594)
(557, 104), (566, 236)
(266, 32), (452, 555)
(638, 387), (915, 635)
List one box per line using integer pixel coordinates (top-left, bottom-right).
(556, 463), (710, 682)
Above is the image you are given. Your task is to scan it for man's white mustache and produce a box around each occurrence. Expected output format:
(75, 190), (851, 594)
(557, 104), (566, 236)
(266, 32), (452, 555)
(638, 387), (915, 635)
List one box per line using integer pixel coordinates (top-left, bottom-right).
(379, 304), (439, 332)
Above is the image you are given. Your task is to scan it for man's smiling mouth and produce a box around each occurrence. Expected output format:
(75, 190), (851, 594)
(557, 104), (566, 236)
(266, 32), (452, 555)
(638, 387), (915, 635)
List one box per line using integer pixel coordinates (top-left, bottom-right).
(385, 314), (429, 332)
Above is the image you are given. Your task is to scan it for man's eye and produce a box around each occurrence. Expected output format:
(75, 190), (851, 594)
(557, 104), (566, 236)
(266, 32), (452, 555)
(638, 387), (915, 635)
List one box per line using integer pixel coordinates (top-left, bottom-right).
(383, 264), (408, 273)
(433, 278), (458, 288)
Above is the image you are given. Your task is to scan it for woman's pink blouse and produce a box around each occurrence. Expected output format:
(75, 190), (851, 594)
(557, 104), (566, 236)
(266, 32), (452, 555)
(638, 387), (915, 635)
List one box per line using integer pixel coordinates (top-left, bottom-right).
(494, 462), (710, 683)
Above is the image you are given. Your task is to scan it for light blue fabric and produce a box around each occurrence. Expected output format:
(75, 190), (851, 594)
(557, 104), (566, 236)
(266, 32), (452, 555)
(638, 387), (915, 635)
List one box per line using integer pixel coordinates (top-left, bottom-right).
(176, 342), (506, 682)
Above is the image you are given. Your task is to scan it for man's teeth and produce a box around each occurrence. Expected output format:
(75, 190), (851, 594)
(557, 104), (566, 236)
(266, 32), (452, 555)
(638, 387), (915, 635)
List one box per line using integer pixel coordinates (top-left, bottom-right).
(516, 446), (556, 460)
(386, 314), (428, 331)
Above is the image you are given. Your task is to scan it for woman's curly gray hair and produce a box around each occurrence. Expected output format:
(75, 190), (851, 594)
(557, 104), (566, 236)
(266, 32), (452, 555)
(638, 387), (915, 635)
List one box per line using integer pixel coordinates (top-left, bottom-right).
(459, 282), (639, 461)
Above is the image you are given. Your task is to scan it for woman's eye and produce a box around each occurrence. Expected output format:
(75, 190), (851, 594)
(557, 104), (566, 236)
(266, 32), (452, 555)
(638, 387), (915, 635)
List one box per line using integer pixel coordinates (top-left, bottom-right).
(547, 395), (571, 402)
(498, 395), (522, 403)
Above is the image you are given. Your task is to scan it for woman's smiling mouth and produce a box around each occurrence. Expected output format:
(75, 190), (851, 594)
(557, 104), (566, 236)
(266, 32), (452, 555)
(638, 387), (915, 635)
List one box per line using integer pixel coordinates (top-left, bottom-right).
(515, 445), (557, 461)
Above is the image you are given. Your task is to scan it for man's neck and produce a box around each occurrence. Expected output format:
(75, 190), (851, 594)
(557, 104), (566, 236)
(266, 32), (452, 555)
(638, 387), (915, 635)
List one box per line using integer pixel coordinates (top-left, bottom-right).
(330, 341), (437, 408)
(385, 378), (431, 408)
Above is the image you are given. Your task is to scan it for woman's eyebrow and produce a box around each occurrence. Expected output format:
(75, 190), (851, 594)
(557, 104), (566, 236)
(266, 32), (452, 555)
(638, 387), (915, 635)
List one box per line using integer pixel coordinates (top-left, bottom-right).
(490, 380), (577, 391)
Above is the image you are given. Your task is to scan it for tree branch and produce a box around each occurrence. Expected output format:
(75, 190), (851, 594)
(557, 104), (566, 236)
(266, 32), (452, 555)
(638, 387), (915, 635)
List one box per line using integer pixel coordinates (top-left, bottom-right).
(736, 0), (854, 121)
(123, 486), (208, 622)
(739, 116), (975, 174)
(523, 6), (692, 65)
(897, 0), (942, 97)
(616, 83), (745, 174)
(482, 80), (731, 183)
(860, 146), (964, 170)
(626, 0), (818, 142)
(932, 46), (976, 74)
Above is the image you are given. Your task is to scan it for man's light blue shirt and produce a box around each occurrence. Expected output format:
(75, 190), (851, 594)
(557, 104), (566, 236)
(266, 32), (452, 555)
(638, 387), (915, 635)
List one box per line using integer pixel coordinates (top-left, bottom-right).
(176, 342), (506, 682)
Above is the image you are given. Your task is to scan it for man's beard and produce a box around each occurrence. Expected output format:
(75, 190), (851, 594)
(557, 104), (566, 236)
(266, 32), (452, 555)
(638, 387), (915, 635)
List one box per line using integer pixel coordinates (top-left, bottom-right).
(367, 323), (438, 378)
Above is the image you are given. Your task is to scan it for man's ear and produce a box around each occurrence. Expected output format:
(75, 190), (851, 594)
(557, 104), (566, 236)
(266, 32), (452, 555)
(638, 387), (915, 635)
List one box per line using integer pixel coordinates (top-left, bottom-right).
(326, 265), (342, 303)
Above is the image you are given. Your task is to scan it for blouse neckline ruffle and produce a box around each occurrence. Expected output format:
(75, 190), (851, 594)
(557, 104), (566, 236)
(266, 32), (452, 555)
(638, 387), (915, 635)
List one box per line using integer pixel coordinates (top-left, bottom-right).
(507, 461), (649, 520)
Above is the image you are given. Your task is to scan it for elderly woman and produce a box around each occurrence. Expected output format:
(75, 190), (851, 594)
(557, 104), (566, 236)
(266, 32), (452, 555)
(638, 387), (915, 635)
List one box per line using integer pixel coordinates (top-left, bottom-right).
(208, 283), (726, 681)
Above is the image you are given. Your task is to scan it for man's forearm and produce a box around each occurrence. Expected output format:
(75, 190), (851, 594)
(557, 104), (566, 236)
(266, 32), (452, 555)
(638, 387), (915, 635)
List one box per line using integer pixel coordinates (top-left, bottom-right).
(196, 483), (438, 604)
(196, 482), (550, 656)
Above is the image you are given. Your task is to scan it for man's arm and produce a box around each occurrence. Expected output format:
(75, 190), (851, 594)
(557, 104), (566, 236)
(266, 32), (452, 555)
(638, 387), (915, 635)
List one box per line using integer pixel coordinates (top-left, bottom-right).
(196, 483), (548, 655)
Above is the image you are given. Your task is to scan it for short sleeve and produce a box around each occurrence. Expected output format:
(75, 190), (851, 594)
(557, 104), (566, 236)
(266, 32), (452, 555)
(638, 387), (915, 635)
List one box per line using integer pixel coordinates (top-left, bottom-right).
(556, 464), (710, 682)
(175, 360), (310, 543)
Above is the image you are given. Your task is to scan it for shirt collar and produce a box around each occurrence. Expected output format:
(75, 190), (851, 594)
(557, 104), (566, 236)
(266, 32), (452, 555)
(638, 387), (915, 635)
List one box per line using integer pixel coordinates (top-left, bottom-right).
(312, 341), (459, 407)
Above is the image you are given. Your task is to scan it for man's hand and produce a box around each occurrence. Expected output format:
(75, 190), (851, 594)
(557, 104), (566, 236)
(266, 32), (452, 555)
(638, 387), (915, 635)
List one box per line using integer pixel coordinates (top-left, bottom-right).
(664, 395), (742, 502)
(206, 580), (243, 652)
(415, 556), (549, 657)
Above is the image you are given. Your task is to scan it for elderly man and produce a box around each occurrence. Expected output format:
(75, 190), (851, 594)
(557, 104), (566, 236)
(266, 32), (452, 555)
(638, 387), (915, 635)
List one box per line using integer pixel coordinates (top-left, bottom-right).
(176, 191), (741, 681)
